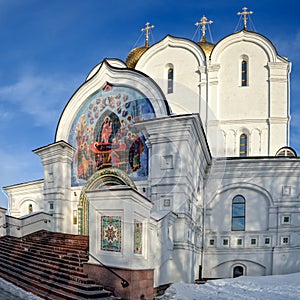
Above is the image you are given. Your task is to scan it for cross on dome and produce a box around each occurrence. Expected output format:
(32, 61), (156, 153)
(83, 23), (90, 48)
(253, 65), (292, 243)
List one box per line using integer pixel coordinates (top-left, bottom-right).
(195, 16), (213, 42)
(141, 22), (154, 47)
(237, 7), (253, 29)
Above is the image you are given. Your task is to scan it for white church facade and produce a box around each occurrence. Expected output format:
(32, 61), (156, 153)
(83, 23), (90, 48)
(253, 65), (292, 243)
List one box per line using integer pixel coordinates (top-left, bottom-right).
(2, 8), (300, 296)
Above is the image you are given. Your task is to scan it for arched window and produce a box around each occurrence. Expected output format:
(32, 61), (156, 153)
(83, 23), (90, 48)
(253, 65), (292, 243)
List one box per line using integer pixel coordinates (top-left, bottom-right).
(239, 134), (247, 157)
(233, 266), (244, 278)
(28, 204), (33, 214)
(232, 195), (245, 231)
(167, 67), (174, 94)
(241, 60), (247, 86)
(275, 147), (297, 157)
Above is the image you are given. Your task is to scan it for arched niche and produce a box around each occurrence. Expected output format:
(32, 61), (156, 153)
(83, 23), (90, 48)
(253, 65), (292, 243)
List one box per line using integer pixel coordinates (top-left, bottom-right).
(78, 167), (137, 235)
(55, 62), (170, 187)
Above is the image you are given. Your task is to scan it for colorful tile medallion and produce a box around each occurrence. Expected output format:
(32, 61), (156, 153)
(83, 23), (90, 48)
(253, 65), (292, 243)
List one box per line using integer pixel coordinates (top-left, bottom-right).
(134, 221), (143, 254)
(101, 216), (121, 252)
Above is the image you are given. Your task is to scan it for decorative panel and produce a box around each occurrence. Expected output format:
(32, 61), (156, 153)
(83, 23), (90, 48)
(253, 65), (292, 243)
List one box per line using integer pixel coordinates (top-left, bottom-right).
(134, 221), (143, 254)
(101, 216), (121, 252)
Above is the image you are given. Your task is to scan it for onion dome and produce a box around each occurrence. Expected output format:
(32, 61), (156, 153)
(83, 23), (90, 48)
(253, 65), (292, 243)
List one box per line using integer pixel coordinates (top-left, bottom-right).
(197, 36), (215, 55)
(195, 16), (214, 56)
(126, 22), (154, 69)
(126, 45), (149, 69)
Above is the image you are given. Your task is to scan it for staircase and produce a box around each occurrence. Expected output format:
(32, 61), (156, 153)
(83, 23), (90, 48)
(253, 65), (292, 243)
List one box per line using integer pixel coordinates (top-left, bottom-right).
(0, 230), (121, 299)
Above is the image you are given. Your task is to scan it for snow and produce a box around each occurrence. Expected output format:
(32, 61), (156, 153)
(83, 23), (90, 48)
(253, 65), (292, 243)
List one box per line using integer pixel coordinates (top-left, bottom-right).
(0, 277), (42, 300)
(1, 272), (300, 299)
(160, 273), (300, 300)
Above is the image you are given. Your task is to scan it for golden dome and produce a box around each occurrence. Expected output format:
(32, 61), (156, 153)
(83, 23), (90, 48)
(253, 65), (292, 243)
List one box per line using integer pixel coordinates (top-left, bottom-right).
(197, 37), (215, 55)
(126, 45), (149, 69)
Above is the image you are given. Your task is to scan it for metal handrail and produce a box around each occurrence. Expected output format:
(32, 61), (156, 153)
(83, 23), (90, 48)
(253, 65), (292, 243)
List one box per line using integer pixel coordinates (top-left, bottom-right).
(88, 252), (129, 288)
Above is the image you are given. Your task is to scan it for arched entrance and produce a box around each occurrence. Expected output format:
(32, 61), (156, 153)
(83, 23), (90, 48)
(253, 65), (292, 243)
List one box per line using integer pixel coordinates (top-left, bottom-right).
(233, 265), (244, 278)
(77, 167), (137, 235)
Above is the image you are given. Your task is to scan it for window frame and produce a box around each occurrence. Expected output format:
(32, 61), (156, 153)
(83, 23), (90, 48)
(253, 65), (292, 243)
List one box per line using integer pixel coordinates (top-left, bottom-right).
(241, 60), (248, 86)
(281, 236), (290, 245)
(222, 238), (229, 247)
(236, 238), (243, 246)
(28, 203), (33, 214)
(232, 195), (246, 231)
(282, 215), (291, 224)
(264, 237), (271, 246)
(167, 67), (174, 94)
(239, 134), (248, 157)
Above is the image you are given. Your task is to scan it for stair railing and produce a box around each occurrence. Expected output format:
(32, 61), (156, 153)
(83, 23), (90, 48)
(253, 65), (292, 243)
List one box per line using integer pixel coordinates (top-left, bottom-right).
(88, 252), (129, 288)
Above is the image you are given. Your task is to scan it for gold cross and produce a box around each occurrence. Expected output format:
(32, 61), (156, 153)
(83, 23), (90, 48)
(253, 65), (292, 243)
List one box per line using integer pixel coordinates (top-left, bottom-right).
(141, 22), (154, 47)
(195, 16), (213, 42)
(237, 7), (253, 29)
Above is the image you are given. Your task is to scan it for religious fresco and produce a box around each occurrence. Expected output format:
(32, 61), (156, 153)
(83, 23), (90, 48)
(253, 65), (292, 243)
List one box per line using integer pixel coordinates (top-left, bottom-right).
(68, 83), (156, 186)
(101, 216), (121, 252)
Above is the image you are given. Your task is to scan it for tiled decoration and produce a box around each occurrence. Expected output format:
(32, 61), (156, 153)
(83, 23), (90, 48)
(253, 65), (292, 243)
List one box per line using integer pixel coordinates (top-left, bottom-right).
(101, 216), (121, 252)
(134, 221), (143, 254)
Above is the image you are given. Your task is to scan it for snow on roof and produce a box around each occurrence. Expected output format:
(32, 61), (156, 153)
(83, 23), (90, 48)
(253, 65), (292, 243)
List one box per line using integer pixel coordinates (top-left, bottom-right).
(151, 210), (171, 221)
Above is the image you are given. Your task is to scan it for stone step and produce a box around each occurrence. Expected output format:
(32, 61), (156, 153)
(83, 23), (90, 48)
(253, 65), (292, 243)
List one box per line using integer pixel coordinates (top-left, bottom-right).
(0, 243), (88, 270)
(1, 237), (88, 258)
(0, 251), (93, 285)
(21, 230), (89, 250)
(7, 265), (112, 297)
(0, 269), (119, 300)
(0, 248), (87, 277)
(0, 231), (120, 299)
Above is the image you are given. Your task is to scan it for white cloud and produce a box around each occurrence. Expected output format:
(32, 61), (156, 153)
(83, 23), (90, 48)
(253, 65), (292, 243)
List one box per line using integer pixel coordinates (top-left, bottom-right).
(0, 71), (81, 127)
(0, 148), (42, 184)
(0, 110), (13, 122)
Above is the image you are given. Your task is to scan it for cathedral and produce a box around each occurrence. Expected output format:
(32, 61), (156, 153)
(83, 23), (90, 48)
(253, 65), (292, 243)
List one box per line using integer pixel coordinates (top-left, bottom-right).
(2, 7), (300, 297)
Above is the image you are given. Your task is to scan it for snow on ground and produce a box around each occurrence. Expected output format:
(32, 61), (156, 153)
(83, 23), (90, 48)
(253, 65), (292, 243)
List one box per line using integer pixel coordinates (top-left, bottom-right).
(1, 272), (300, 299)
(161, 273), (300, 300)
(0, 277), (43, 300)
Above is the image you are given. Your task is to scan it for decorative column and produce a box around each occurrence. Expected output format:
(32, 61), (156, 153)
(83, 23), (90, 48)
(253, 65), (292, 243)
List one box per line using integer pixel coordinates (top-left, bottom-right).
(267, 61), (290, 155)
(33, 140), (75, 233)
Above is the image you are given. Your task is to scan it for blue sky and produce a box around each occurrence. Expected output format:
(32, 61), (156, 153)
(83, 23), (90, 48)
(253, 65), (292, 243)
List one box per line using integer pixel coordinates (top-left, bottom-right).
(0, 0), (299, 208)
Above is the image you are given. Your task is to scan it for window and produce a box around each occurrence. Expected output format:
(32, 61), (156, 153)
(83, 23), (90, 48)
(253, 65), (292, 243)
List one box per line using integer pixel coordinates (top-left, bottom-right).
(239, 134), (248, 157)
(232, 195), (245, 231)
(209, 239), (215, 246)
(275, 147), (297, 157)
(241, 60), (247, 86)
(73, 210), (77, 225)
(233, 266), (244, 278)
(265, 237), (270, 245)
(223, 239), (229, 246)
(251, 238), (257, 245)
(49, 202), (54, 211)
(282, 216), (290, 224)
(282, 237), (289, 245)
(237, 238), (243, 246)
(167, 68), (174, 94)
(28, 204), (33, 214)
